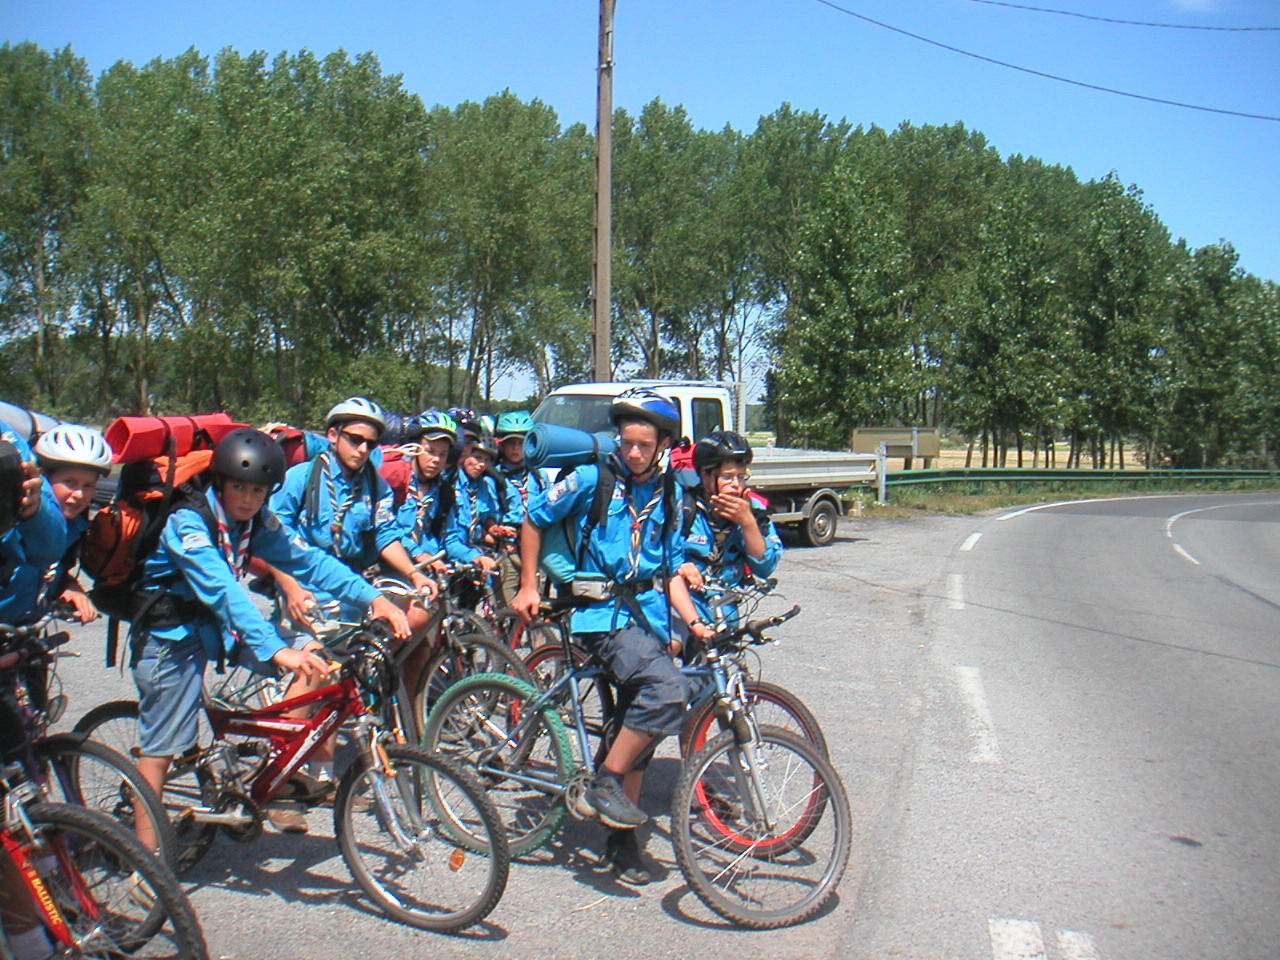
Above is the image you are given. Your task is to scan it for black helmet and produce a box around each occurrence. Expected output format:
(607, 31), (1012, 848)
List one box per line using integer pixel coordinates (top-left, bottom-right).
(469, 431), (500, 459)
(694, 430), (753, 474)
(213, 428), (287, 489)
(0, 439), (23, 539)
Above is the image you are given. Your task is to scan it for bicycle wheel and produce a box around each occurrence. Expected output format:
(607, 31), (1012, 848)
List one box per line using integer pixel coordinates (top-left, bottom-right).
(14, 801), (208, 959)
(73, 699), (143, 761)
(410, 628), (535, 739)
(73, 700), (218, 872)
(671, 726), (851, 929)
(679, 680), (829, 759)
(421, 673), (574, 857)
(522, 642), (616, 756)
(335, 744), (509, 932)
(33, 735), (179, 870)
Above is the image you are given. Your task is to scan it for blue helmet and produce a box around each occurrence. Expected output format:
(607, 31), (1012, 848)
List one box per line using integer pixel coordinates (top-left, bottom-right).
(609, 387), (680, 440)
(495, 411), (536, 438)
(411, 411), (459, 445)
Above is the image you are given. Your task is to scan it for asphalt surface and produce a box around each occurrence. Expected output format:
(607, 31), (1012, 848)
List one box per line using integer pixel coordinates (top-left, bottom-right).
(48, 491), (1280, 959)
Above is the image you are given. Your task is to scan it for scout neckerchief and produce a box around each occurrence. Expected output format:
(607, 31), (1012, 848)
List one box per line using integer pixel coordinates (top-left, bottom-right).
(212, 492), (254, 577)
(322, 451), (362, 543)
(464, 473), (486, 544)
(409, 470), (438, 542)
(623, 475), (665, 581)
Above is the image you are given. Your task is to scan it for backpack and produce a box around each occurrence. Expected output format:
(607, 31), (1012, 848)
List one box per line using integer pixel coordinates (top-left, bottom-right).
(81, 416), (249, 667)
(378, 449), (457, 540)
(538, 462), (618, 584)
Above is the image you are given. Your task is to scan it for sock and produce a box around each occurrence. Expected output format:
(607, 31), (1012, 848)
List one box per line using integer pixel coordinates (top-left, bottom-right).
(9, 926), (55, 960)
(308, 761), (335, 782)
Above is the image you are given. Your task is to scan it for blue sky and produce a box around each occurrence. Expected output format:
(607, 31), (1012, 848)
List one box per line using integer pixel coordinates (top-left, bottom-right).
(5, 2), (1277, 280)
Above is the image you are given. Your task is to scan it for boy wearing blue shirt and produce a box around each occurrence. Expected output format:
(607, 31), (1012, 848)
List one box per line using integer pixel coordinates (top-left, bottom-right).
(677, 431), (783, 629)
(0, 420), (67, 604)
(512, 388), (711, 885)
(131, 429), (410, 842)
(446, 432), (521, 594)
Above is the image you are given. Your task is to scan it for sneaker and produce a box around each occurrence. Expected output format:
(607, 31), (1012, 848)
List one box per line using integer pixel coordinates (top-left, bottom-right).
(267, 805), (309, 834)
(603, 829), (652, 886)
(281, 772), (336, 805)
(584, 773), (647, 829)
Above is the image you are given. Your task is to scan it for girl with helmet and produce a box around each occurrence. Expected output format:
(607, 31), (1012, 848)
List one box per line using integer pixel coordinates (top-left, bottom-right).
(512, 386), (711, 885)
(384, 411), (459, 571)
(130, 428), (411, 840)
(492, 411), (544, 604)
(678, 430), (782, 628)
(0, 424), (110, 626)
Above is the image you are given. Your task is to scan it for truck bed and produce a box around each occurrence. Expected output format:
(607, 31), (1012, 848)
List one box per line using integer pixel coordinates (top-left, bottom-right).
(748, 446), (876, 490)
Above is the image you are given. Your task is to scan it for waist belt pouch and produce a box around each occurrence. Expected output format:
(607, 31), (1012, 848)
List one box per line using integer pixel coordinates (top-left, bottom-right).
(570, 576), (613, 601)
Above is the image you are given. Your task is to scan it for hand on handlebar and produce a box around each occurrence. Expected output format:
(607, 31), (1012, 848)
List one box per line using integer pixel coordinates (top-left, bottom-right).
(368, 594), (412, 640)
(272, 645), (330, 682)
(678, 562), (704, 592)
(512, 586), (541, 622)
(408, 570), (438, 603)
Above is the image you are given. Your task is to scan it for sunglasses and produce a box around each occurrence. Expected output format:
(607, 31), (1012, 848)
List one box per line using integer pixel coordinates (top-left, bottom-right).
(339, 429), (378, 450)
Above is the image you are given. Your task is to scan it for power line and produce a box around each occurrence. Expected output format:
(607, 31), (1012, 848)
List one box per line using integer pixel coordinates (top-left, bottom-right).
(963, 0), (1280, 32)
(811, 0), (1280, 122)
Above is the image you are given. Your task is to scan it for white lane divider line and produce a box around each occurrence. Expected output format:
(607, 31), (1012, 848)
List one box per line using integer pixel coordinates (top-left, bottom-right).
(960, 531), (984, 552)
(1172, 543), (1201, 566)
(989, 918), (1047, 959)
(1057, 929), (1101, 960)
(948, 573), (966, 610)
(956, 666), (1000, 764)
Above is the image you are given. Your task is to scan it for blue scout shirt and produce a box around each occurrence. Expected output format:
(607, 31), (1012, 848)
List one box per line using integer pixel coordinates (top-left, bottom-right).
(446, 470), (521, 563)
(682, 496), (782, 626)
(525, 462), (685, 640)
(396, 472), (449, 560)
(271, 452), (403, 570)
(0, 512), (89, 625)
(140, 487), (379, 664)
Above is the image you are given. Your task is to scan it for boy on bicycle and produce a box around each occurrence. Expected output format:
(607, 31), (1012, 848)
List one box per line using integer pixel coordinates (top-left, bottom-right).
(677, 431), (783, 633)
(512, 388), (711, 885)
(130, 429), (410, 840)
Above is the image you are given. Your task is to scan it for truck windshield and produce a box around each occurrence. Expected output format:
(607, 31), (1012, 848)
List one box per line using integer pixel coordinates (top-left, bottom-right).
(532, 394), (614, 434)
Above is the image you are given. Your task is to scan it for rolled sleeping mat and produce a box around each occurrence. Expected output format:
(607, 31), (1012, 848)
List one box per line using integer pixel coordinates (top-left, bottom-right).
(0, 401), (61, 444)
(104, 413), (249, 463)
(523, 422), (618, 470)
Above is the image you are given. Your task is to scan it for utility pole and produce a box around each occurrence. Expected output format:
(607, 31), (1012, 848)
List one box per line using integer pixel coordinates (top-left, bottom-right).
(591, 0), (615, 382)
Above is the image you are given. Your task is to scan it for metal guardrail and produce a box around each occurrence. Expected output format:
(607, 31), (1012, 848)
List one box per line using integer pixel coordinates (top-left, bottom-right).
(879, 467), (1280, 501)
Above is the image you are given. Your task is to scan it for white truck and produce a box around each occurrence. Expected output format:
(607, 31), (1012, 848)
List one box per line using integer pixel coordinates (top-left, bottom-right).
(531, 380), (876, 547)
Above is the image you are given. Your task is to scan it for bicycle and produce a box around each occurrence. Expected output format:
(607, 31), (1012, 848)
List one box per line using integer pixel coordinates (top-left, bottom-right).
(421, 603), (851, 928)
(0, 616), (178, 869)
(519, 577), (829, 761)
(81, 621), (510, 932)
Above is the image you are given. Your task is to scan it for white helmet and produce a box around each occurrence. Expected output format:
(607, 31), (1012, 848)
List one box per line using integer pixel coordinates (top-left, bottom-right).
(34, 424), (113, 475)
(324, 397), (387, 437)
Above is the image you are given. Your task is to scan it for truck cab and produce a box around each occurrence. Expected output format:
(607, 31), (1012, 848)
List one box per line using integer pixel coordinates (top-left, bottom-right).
(531, 380), (737, 443)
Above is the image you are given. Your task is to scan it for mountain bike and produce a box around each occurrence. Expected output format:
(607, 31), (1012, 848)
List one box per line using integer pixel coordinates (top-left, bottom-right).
(79, 621), (510, 932)
(421, 602), (850, 928)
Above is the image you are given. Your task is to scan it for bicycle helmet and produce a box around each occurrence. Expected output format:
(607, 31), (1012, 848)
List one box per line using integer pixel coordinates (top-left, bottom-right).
(446, 406), (481, 438)
(495, 411), (535, 439)
(412, 411), (459, 445)
(469, 431), (500, 459)
(325, 397), (387, 437)
(609, 387), (680, 440)
(212, 428), (287, 489)
(694, 430), (753, 474)
(33, 424), (113, 475)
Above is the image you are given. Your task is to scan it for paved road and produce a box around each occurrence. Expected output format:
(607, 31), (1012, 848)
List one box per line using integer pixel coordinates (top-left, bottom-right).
(50, 491), (1280, 959)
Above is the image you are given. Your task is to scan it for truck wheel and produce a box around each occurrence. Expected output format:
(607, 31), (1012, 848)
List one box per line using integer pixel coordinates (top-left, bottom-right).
(800, 498), (839, 547)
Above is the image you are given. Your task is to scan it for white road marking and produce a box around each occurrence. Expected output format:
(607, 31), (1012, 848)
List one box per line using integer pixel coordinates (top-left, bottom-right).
(989, 917), (1046, 959)
(960, 531), (984, 551)
(1172, 543), (1201, 566)
(947, 573), (966, 609)
(997, 494), (1157, 521)
(956, 666), (1000, 764)
(1057, 929), (1101, 960)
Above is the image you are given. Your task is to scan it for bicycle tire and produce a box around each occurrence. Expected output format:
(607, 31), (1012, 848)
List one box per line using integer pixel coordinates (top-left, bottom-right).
(679, 680), (830, 759)
(15, 801), (208, 958)
(671, 726), (851, 929)
(32, 735), (179, 870)
(334, 744), (509, 932)
(410, 628), (535, 739)
(73, 699), (219, 873)
(421, 673), (574, 857)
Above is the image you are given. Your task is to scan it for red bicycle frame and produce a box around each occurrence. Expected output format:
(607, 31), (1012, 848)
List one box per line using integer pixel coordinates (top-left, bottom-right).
(202, 673), (370, 808)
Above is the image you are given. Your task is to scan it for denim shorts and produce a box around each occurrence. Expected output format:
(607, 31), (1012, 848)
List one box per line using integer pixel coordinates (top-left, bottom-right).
(132, 632), (278, 757)
(580, 624), (690, 739)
